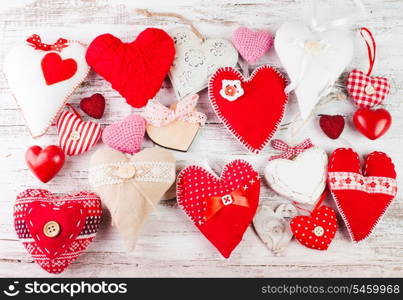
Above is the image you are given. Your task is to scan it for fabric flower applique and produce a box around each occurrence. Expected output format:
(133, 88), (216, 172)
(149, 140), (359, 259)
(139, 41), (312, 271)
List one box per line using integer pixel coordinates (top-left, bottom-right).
(220, 79), (244, 101)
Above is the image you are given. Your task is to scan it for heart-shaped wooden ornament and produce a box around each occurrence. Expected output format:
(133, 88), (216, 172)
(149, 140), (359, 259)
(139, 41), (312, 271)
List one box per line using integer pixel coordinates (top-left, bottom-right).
(208, 65), (288, 153)
(328, 148), (397, 242)
(14, 189), (102, 274)
(177, 160), (260, 258)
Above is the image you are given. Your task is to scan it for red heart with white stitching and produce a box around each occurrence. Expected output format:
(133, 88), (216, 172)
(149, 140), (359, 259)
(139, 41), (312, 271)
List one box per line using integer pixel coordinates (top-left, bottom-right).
(208, 65), (288, 153)
(14, 189), (102, 274)
(347, 69), (390, 108)
(328, 148), (397, 242)
(177, 160), (260, 258)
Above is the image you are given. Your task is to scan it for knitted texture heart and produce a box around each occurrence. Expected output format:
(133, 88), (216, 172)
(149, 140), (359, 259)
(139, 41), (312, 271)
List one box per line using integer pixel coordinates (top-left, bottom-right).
(14, 189), (102, 274)
(102, 114), (145, 154)
(86, 28), (175, 108)
(353, 108), (391, 140)
(80, 93), (105, 119)
(347, 69), (390, 108)
(290, 206), (338, 250)
(89, 147), (176, 251)
(208, 65), (288, 153)
(328, 148), (397, 242)
(319, 115), (345, 139)
(57, 111), (102, 156)
(232, 27), (273, 63)
(177, 160), (260, 258)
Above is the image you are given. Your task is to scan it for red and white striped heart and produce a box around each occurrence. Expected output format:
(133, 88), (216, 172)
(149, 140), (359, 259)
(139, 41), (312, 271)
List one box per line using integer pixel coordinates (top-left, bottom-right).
(57, 111), (102, 156)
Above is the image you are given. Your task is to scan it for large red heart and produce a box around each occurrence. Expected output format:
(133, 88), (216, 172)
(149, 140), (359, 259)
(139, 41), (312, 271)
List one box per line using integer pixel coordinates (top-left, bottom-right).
(177, 160), (260, 258)
(25, 145), (65, 183)
(353, 108), (392, 140)
(208, 65), (288, 153)
(328, 148), (397, 242)
(41, 52), (77, 85)
(14, 189), (102, 274)
(86, 28), (175, 108)
(347, 69), (390, 108)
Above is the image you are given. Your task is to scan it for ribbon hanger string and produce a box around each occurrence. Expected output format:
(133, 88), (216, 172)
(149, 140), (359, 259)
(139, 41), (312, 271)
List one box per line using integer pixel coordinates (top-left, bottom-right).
(359, 27), (376, 76)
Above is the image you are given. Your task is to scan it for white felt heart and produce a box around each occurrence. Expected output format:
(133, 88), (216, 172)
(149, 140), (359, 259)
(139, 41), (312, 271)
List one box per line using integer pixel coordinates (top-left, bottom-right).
(264, 147), (328, 205)
(275, 22), (353, 119)
(168, 27), (238, 99)
(3, 40), (89, 137)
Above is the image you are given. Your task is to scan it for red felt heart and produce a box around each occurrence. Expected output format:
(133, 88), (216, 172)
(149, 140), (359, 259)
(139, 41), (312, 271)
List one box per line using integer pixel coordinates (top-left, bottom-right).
(177, 160), (260, 258)
(347, 69), (390, 108)
(290, 206), (338, 250)
(208, 65), (288, 153)
(328, 148), (397, 242)
(319, 115), (345, 139)
(353, 108), (391, 140)
(25, 145), (65, 183)
(86, 28), (175, 108)
(80, 93), (106, 119)
(41, 52), (77, 85)
(14, 189), (102, 274)
(57, 111), (102, 156)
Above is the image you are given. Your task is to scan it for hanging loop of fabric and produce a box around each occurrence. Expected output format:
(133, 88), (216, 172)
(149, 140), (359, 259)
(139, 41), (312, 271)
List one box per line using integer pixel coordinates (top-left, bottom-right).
(359, 27), (376, 76)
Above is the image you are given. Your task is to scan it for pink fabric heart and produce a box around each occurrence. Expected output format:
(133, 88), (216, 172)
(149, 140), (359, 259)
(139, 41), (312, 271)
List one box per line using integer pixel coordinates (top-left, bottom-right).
(232, 27), (273, 63)
(102, 114), (145, 154)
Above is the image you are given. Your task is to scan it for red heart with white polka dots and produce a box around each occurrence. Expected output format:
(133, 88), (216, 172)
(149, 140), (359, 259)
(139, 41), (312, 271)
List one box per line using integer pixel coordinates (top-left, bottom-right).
(290, 206), (338, 251)
(177, 160), (260, 258)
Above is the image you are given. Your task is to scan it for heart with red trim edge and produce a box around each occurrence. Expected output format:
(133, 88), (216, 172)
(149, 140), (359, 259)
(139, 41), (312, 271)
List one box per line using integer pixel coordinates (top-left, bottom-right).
(57, 110), (102, 156)
(80, 93), (106, 119)
(290, 206), (338, 250)
(328, 148), (397, 242)
(177, 160), (260, 258)
(208, 65), (288, 153)
(25, 145), (65, 183)
(86, 28), (175, 108)
(14, 189), (102, 274)
(353, 107), (391, 140)
(319, 115), (345, 139)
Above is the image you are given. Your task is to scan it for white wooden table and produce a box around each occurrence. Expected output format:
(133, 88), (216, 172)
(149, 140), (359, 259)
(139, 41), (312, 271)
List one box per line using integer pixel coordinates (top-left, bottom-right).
(1, 0), (402, 277)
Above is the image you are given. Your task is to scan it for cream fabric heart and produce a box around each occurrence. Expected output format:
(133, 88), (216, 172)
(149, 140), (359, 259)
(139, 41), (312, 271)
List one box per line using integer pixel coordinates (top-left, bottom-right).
(275, 22), (353, 119)
(168, 27), (238, 99)
(264, 147), (328, 205)
(3, 40), (89, 137)
(89, 147), (176, 251)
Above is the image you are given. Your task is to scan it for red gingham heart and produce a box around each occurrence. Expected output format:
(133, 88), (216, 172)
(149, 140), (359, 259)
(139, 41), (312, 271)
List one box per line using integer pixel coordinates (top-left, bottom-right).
(347, 69), (390, 108)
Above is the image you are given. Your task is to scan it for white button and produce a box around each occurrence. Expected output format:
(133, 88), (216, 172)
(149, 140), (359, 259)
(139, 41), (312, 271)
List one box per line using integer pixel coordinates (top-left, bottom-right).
(313, 226), (325, 237)
(221, 194), (233, 206)
(70, 131), (81, 141)
(365, 85), (376, 95)
(115, 164), (136, 179)
(43, 221), (60, 238)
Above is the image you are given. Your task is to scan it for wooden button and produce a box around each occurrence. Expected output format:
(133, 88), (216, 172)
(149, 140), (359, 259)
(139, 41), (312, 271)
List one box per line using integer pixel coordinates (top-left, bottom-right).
(43, 221), (60, 238)
(313, 226), (324, 237)
(70, 131), (81, 141)
(365, 84), (376, 95)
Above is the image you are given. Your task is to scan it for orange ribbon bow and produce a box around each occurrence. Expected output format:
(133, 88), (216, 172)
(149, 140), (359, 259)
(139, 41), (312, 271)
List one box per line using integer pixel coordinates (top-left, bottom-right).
(205, 188), (250, 221)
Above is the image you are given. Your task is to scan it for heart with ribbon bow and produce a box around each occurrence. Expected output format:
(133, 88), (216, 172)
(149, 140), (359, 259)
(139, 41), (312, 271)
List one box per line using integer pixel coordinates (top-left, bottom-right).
(177, 160), (260, 258)
(141, 94), (206, 151)
(89, 147), (176, 251)
(265, 139), (328, 206)
(3, 34), (89, 137)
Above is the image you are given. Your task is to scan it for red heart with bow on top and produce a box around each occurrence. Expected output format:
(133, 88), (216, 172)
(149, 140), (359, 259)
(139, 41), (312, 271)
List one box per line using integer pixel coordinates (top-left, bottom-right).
(41, 52), (77, 85)
(353, 107), (392, 140)
(177, 160), (260, 258)
(290, 206), (338, 250)
(14, 189), (102, 274)
(208, 65), (288, 153)
(347, 69), (390, 108)
(57, 110), (102, 156)
(86, 28), (175, 108)
(328, 148), (397, 242)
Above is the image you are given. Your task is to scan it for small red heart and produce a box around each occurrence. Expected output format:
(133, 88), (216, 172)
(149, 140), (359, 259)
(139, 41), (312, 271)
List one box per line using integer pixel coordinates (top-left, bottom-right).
(25, 145), (65, 183)
(319, 115), (345, 139)
(80, 93), (106, 119)
(41, 52), (77, 85)
(290, 206), (338, 251)
(353, 108), (391, 140)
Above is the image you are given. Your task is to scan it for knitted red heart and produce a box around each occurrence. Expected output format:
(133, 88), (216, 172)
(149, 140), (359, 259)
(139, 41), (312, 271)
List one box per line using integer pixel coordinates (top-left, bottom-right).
(347, 69), (390, 108)
(290, 206), (338, 250)
(80, 93), (105, 119)
(86, 28), (175, 108)
(57, 111), (102, 156)
(177, 160), (260, 258)
(14, 189), (102, 274)
(328, 148), (397, 242)
(41, 52), (77, 85)
(353, 108), (391, 140)
(319, 115), (345, 139)
(208, 65), (287, 153)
